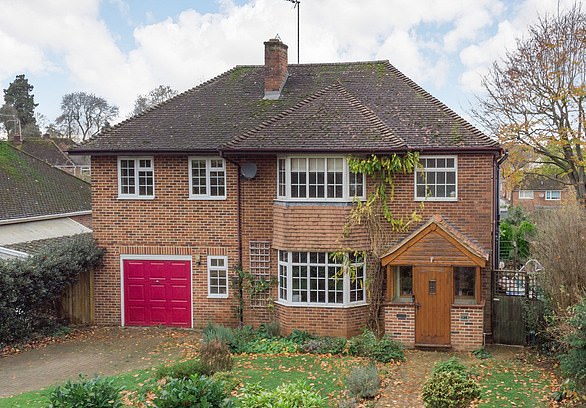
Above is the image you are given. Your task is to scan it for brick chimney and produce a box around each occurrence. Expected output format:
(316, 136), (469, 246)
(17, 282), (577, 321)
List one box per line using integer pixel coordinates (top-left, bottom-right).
(264, 37), (288, 100)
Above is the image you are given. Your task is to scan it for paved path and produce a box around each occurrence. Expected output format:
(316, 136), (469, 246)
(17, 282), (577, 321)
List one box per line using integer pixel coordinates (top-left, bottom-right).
(0, 327), (200, 398)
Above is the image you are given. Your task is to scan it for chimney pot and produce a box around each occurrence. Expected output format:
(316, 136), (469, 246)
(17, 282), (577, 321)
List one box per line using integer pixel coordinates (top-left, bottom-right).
(264, 37), (288, 100)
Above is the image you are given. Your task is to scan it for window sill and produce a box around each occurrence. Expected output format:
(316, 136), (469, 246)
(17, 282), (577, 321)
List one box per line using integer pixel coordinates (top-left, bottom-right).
(414, 197), (458, 202)
(275, 300), (367, 309)
(274, 199), (362, 207)
(207, 294), (229, 299)
(452, 302), (484, 309)
(189, 196), (227, 201)
(117, 196), (155, 200)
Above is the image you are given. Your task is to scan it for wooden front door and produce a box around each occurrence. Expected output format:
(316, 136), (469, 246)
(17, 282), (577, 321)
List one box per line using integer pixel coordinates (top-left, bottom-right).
(414, 266), (451, 346)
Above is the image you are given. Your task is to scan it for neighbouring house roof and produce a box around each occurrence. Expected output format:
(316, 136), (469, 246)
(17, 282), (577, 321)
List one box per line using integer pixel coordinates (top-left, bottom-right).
(3, 232), (92, 255)
(515, 174), (568, 191)
(0, 218), (91, 246)
(72, 61), (498, 155)
(0, 143), (91, 222)
(381, 215), (489, 267)
(16, 139), (75, 167)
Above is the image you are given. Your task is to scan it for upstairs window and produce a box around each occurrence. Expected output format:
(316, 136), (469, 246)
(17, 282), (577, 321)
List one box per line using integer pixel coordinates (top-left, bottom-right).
(518, 190), (534, 199)
(118, 157), (154, 199)
(189, 157), (226, 199)
(415, 156), (457, 201)
(277, 156), (365, 201)
(545, 190), (561, 200)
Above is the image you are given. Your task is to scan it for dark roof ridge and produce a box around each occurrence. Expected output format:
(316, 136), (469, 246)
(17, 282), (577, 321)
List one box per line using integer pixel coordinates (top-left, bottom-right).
(75, 65), (247, 149)
(222, 81), (405, 150)
(380, 61), (498, 148)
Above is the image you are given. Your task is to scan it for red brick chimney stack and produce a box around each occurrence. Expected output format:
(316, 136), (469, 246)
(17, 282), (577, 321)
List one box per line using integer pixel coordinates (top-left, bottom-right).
(264, 37), (288, 100)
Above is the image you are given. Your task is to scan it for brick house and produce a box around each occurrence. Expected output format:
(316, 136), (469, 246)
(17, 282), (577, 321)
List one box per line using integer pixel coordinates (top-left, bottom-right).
(72, 38), (501, 350)
(510, 174), (571, 212)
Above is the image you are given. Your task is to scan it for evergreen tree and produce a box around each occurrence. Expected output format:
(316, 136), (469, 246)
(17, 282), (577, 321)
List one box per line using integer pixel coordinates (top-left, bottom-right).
(1, 74), (40, 138)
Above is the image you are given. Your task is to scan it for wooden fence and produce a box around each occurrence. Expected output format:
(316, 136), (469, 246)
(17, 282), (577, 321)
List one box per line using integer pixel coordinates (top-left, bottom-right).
(59, 269), (95, 325)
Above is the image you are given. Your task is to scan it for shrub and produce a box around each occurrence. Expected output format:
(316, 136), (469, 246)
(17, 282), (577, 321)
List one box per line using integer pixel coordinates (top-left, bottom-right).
(345, 365), (380, 399)
(200, 338), (233, 374)
(239, 381), (327, 408)
(230, 325), (258, 353)
(48, 375), (123, 408)
(0, 235), (104, 346)
(257, 321), (281, 338)
(302, 336), (347, 355)
(422, 360), (481, 408)
(154, 375), (233, 408)
(155, 359), (208, 379)
(288, 329), (315, 345)
(559, 298), (586, 392)
(348, 330), (404, 363)
(202, 323), (234, 346)
(241, 337), (299, 354)
(210, 371), (241, 394)
(472, 348), (492, 360)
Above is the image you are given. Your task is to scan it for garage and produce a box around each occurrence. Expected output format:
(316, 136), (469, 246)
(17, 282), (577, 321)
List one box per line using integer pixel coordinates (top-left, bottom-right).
(123, 258), (192, 327)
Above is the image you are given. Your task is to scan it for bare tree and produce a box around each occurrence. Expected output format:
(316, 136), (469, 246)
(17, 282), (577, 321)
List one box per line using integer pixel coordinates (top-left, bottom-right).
(56, 92), (119, 141)
(130, 85), (178, 117)
(474, 4), (586, 205)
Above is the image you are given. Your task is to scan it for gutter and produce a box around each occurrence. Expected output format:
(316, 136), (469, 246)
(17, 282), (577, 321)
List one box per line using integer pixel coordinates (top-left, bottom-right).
(0, 246), (30, 259)
(220, 155), (243, 267)
(0, 210), (92, 226)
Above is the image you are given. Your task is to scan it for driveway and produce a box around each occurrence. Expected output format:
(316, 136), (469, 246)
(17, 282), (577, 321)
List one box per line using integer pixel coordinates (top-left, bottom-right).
(0, 327), (200, 398)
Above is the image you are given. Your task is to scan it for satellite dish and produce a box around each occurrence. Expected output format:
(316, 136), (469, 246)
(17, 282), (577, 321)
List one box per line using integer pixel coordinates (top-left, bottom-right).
(240, 162), (257, 179)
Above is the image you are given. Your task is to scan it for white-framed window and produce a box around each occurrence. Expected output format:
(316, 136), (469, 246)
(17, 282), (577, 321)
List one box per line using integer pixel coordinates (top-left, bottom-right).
(545, 190), (561, 200)
(414, 156), (457, 201)
(276, 156), (365, 201)
(189, 157), (227, 199)
(277, 251), (365, 306)
(207, 255), (228, 298)
(518, 190), (534, 199)
(118, 157), (154, 199)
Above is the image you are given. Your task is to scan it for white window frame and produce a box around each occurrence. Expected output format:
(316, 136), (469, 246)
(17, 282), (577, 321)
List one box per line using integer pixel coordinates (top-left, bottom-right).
(414, 155), (458, 202)
(276, 156), (366, 202)
(518, 190), (534, 199)
(117, 156), (155, 199)
(207, 255), (229, 298)
(277, 251), (366, 307)
(189, 157), (227, 200)
(545, 190), (561, 200)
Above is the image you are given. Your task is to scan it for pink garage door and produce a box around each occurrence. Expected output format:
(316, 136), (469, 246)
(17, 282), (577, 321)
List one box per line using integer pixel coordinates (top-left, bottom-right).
(123, 259), (191, 327)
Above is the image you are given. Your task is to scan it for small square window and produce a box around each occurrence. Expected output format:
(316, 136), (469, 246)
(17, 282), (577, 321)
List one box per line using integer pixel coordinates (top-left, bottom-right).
(545, 190), (561, 200)
(189, 157), (226, 199)
(415, 156), (457, 201)
(118, 157), (154, 199)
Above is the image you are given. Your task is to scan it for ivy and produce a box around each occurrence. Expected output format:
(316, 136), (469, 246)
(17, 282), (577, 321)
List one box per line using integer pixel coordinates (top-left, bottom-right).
(231, 265), (276, 326)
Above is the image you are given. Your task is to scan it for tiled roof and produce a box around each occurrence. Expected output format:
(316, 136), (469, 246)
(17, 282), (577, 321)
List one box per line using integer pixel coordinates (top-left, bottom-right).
(5, 233), (92, 255)
(72, 61), (498, 155)
(17, 139), (75, 167)
(516, 174), (568, 191)
(0, 143), (91, 221)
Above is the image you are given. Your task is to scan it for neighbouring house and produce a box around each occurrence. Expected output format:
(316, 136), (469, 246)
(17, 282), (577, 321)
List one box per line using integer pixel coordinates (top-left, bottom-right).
(0, 142), (92, 259)
(71, 38), (501, 350)
(7, 133), (91, 181)
(510, 174), (571, 212)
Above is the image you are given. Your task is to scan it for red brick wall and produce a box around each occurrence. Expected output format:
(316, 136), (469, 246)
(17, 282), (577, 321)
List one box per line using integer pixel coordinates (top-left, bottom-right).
(451, 304), (484, 351)
(275, 303), (368, 338)
(510, 189), (571, 211)
(384, 303), (416, 347)
(71, 214), (92, 229)
(91, 153), (496, 338)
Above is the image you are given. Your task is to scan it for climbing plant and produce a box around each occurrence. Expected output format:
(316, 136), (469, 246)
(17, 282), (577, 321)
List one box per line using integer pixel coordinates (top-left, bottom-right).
(343, 153), (423, 336)
(231, 264), (275, 326)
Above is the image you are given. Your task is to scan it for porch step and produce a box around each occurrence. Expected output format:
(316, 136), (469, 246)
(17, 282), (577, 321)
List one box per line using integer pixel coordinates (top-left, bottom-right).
(414, 343), (453, 350)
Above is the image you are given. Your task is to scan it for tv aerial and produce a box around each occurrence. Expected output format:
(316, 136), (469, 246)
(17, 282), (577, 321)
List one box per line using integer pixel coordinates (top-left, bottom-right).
(284, 0), (300, 64)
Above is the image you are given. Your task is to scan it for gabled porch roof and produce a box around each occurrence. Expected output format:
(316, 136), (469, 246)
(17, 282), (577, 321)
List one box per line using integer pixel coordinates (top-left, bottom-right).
(381, 215), (489, 267)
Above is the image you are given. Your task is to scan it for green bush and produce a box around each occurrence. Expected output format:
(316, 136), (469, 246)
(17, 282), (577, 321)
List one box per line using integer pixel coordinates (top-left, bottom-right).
(288, 329), (315, 345)
(422, 360), (481, 408)
(560, 299), (586, 391)
(302, 336), (347, 355)
(229, 325), (258, 353)
(202, 322), (235, 346)
(200, 338), (233, 374)
(0, 235), (104, 347)
(239, 381), (327, 408)
(241, 337), (299, 354)
(345, 365), (380, 399)
(48, 375), (123, 408)
(210, 371), (241, 394)
(155, 359), (209, 379)
(257, 321), (281, 338)
(348, 330), (404, 363)
(154, 375), (233, 408)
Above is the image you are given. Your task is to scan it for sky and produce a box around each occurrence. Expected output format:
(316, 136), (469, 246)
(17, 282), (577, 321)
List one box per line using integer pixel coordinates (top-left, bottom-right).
(0, 0), (577, 132)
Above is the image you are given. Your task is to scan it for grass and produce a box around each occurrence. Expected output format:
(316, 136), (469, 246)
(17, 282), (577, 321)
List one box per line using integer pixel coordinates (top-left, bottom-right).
(475, 353), (559, 407)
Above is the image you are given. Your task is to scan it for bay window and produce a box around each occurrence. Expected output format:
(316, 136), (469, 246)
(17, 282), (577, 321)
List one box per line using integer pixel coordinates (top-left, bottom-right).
(277, 157), (365, 201)
(278, 251), (366, 306)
